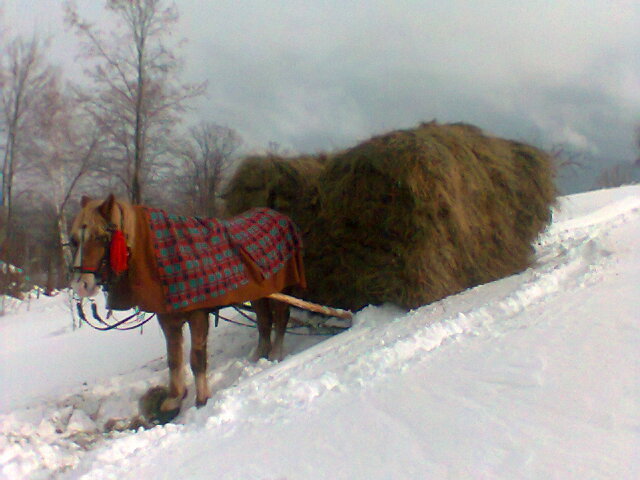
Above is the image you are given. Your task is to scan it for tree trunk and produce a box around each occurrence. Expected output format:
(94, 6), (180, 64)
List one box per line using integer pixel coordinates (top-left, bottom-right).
(132, 36), (146, 205)
(2, 124), (17, 230)
(57, 211), (73, 287)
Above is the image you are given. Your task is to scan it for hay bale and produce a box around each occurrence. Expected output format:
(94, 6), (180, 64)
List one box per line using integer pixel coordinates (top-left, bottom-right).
(223, 154), (326, 230)
(304, 122), (556, 310)
(225, 122), (556, 311)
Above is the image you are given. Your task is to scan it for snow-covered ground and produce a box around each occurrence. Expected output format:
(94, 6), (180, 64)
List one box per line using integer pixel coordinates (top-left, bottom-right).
(1, 185), (639, 479)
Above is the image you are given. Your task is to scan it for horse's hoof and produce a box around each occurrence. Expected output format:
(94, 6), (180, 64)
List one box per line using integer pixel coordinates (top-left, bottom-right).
(139, 386), (170, 420)
(155, 407), (181, 425)
(195, 398), (209, 408)
(252, 342), (271, 363)
(268, 347), (284, 362)
(250, 351), (267, 363)
(139, 386), (186, 424)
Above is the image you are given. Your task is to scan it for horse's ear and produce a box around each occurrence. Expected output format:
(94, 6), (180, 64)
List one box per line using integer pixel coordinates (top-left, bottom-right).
(98, 194), (116, 221)
(81, 195), (92, 208)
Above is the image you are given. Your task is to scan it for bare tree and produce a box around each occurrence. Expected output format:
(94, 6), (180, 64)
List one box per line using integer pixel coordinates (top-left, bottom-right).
(25, 86), (104, 277)
(0, 34), (62, 278)
(594, 128), (640, 189)
(594, 163), (635, 189)
(635, 125), (640, 167)
(0, 35), (58, 235)
(549, 143), (586, 173)
(65, 0), (206, 204)
(9, 193), (58, 292)
(178, 123), (242, 216)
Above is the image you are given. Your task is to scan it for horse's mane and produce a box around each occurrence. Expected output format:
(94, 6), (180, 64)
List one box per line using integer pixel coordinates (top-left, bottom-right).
(72, 197), (137, 247)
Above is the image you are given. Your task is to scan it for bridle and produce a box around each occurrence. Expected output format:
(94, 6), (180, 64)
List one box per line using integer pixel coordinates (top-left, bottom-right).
(71, 206), (155, 331)
(72, 223), (122, 288)
(72, 226), (106, 278)
(72, 210), (129, 289)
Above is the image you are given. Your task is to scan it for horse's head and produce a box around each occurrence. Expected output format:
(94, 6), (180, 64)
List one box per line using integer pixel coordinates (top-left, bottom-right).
(70, 194), (135, 297)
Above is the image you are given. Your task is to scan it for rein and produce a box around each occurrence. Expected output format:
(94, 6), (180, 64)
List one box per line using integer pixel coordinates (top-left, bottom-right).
(74, 296), (156, 331)
(213, 305), (346, 336)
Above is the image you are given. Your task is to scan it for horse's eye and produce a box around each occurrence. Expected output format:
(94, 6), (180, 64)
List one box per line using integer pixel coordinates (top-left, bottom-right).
(66, 236), (79, 250)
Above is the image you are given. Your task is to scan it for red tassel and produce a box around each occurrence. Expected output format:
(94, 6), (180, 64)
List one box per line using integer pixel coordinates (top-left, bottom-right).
(110, 230), (129, 275)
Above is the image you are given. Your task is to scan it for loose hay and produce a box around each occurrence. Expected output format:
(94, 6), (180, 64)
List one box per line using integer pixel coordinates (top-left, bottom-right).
(225, 122), (556, 311)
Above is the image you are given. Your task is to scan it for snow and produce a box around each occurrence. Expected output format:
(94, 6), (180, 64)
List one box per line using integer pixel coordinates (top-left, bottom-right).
(1, 185), (639, 479)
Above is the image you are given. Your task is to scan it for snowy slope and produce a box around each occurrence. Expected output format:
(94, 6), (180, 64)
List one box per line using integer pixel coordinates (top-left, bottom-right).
(1, 186), (639, 479)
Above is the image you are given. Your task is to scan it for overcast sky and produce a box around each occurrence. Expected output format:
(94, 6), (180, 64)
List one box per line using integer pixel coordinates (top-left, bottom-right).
(4, 0), (640, 192)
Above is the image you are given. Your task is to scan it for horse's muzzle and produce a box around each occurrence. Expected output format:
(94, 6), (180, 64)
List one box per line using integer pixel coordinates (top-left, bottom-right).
(71, 272), (100, 297)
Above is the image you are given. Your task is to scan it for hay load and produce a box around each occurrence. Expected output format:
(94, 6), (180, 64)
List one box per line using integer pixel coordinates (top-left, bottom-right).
(223, 154), (326, 229)
(225, 122), (556, 311)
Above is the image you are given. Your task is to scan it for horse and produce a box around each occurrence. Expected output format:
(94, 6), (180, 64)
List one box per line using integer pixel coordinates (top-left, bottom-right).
(70, 194), (306, 421)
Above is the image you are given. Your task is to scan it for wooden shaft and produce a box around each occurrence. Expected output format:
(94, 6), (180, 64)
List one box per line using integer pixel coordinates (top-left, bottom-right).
(267, 292), (353, 320)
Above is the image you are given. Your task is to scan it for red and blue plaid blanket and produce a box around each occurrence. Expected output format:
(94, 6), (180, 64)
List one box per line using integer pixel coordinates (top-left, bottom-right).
(145, 207), (303, 311)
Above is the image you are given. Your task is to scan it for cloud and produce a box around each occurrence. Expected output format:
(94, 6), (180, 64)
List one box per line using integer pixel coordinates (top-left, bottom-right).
(6, 0), (640, 192)
(181, 2), (638, 147)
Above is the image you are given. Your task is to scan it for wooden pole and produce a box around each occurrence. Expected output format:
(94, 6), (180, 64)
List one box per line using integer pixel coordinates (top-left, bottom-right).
(267, 292), (353, 320)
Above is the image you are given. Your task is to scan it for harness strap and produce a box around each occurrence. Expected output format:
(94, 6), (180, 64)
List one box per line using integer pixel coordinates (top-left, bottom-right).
(75, 297), (156, 331)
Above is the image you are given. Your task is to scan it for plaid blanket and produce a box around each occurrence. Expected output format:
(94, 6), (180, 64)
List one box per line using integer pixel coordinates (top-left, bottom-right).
(145, 207), (303, 311)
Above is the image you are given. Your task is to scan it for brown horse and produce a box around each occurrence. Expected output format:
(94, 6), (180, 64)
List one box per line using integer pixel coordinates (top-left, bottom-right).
(70, 194), (306, 420)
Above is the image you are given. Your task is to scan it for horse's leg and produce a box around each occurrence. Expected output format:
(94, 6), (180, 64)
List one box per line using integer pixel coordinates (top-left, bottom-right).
(251, 298), (273, 361)
(158, 314), (187, 415)
(269, 299), (290, 362)
(188, 310), (210, 407)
